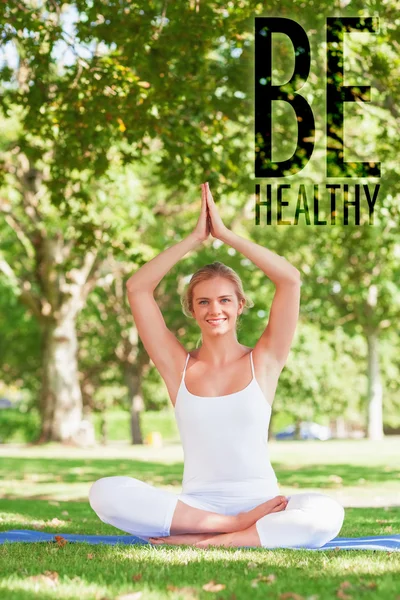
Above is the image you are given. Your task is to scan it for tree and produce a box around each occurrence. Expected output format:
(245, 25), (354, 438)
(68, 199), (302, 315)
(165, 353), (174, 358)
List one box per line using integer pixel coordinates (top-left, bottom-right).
(0, 0), (258, 440)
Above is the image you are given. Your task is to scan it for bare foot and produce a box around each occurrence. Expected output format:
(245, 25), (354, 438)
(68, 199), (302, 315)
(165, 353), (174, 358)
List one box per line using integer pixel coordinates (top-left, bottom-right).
(149, 496), (288, 546)
(238, 495), (288, 530)
(149, 532), (220, 546)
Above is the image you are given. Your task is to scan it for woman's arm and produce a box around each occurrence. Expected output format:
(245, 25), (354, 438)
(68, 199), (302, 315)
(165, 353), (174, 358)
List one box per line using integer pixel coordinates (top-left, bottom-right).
(205, 183), (300, 370)
(219, 230), (300, 285)
(125, 185), (210, 406)
(222, 229), (300, 369)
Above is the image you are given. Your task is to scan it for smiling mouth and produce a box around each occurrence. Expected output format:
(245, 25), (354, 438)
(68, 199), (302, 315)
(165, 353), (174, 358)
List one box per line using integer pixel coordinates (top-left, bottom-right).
(207, 318), (227, 324)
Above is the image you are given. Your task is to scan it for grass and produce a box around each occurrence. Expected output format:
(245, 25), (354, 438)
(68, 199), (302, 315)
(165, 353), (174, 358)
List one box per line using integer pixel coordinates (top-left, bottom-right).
(0, 439), (399, 599)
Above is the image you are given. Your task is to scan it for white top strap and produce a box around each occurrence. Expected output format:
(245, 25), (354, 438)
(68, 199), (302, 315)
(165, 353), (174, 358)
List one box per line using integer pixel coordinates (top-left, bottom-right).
(249, 351), (255, 379)
(181, 353), (191, 384)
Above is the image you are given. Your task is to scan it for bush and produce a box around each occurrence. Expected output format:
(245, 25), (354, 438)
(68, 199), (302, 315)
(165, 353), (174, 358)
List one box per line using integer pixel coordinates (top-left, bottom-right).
(0, 408), (41, 443)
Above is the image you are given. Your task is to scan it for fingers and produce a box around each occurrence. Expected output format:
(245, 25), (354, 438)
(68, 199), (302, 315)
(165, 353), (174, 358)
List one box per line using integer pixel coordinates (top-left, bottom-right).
(205, 182), (214, 203)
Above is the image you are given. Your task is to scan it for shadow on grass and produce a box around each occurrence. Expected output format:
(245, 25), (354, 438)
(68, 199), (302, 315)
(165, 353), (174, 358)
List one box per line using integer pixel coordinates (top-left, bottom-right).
(275, 463), (399, 487)
(0, 457), (398, 492)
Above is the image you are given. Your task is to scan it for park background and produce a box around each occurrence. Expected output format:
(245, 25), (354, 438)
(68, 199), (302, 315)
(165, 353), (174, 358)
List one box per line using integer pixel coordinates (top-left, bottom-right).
(0, 1), (399, 599)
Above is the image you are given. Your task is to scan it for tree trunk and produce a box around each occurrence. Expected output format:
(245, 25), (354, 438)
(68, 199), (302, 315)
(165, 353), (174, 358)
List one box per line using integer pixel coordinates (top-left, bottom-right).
(294, 418), (302, 440)
(131, 394), (144, 445)
(39, 318), (83, 442)
(123, 362), (144, 445)
(100, 415), (108, 445)
(330, 417), (348, 439)
(366, 330), (384, 440)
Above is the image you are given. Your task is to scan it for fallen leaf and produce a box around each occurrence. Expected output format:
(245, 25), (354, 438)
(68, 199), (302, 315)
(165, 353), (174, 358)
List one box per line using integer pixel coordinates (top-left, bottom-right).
(87, 553), (94, 560)
(132, 573), (142, 581)
(54, 535), (67, 547)
(337, 591), (352, 600)
(339, 582), (352, 589)
(336, 581), (353, 600)
(279, 593), (305, 600)
(202, 580), (226, 592)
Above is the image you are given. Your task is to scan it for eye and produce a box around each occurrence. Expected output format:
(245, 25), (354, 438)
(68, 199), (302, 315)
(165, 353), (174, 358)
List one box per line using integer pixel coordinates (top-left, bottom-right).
(199, 300), (207, 305)
(221, 298), (230, 302)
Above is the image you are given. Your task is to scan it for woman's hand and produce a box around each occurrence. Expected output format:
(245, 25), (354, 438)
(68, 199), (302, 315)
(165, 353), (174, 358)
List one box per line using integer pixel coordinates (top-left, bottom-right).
(204, 182), (229, 240)
(192, 183), (211, 243)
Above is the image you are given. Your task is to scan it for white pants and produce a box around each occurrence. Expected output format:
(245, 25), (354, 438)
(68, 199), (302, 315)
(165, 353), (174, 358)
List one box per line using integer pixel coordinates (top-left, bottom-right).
(89, 476), (345, 549)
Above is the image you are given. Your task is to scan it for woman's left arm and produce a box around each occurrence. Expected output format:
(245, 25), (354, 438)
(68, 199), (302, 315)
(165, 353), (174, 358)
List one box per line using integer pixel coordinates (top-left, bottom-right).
(221, 229), (301, 369)
(205, 181), (301, 370)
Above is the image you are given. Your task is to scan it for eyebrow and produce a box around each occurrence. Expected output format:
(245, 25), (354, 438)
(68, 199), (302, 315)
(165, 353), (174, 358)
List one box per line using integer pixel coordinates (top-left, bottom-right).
(195, 295), (233, 300)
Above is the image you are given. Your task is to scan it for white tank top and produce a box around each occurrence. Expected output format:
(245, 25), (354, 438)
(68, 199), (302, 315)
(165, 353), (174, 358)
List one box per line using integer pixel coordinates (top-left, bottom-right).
(174, 350), (279, 498)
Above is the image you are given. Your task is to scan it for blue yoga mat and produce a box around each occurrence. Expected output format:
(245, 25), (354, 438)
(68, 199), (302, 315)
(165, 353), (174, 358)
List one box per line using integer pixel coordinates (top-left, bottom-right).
(0, 530), (399, 551)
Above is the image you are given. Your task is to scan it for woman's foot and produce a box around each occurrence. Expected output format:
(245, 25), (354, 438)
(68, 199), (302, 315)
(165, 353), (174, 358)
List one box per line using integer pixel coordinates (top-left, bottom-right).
(149, 496), (287, 546)
(238, 495), (288, 530)
(195, 523), (261, 549)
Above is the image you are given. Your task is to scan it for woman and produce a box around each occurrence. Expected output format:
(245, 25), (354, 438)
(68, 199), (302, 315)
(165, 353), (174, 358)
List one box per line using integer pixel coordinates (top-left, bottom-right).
(89, 183), (345, 549)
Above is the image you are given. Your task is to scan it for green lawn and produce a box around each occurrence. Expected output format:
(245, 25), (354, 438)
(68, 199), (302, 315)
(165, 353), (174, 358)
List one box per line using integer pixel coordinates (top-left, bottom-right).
(0, 439), (399, 599)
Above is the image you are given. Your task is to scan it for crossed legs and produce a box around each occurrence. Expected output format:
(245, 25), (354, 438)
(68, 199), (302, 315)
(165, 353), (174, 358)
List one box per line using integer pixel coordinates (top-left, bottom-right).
(89, 476), (285, 538)
(152, 493), (345, 549)
(89, 477), (344, 549)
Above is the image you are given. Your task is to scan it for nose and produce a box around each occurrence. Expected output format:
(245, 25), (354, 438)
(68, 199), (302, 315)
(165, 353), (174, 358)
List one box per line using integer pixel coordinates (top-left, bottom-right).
(208, 302), (224, 317)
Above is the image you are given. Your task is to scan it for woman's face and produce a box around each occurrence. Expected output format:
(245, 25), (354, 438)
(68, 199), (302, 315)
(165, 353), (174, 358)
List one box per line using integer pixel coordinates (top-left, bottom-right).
(191, 277), (244, 334)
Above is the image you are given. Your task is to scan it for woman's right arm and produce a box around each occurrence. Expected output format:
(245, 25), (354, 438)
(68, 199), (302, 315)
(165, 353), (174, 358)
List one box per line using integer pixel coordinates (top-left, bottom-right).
(126, 234), (202, 404)
(125, 184), (210, 404)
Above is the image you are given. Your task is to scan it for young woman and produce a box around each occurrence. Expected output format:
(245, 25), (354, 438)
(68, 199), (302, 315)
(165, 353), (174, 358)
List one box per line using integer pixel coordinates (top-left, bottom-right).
(89, 183), (345, 549)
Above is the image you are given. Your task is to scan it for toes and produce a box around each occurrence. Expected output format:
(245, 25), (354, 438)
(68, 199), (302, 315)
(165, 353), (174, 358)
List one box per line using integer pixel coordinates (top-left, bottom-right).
(275, 496), (288, 506)
(271, 501), (287, 513)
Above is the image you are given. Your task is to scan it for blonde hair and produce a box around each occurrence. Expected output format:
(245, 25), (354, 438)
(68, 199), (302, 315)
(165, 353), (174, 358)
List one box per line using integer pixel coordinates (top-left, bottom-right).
(180, 262), (254, 333)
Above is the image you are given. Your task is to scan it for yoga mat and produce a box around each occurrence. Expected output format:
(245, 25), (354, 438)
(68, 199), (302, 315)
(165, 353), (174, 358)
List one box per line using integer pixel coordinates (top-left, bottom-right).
(0, 530), (399, 551)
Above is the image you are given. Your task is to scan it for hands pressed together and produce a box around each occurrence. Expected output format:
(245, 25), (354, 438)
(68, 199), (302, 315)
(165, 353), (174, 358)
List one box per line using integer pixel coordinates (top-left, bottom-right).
(193, 182), (228, 243)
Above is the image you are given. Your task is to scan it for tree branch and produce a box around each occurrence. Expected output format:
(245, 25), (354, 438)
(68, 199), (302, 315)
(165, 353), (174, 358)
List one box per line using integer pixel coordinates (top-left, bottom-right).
(0, 255), (43, 319)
